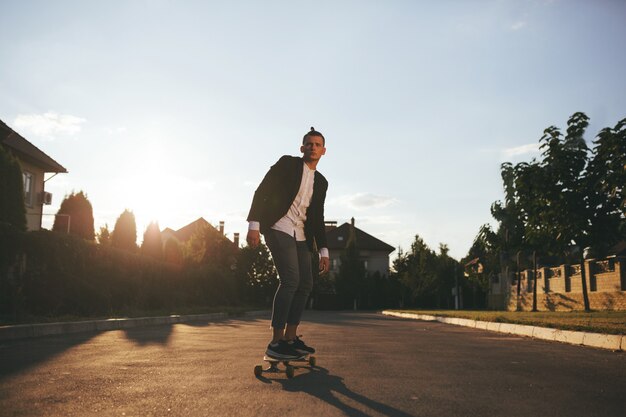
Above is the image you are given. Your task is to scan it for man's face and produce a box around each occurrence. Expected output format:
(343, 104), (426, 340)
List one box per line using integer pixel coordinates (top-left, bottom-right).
(301, 135), (326, 162)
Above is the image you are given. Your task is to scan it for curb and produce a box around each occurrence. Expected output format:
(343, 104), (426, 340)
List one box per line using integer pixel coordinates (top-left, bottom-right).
(382, 311), (625, 352)
(0, 310), (269, 342)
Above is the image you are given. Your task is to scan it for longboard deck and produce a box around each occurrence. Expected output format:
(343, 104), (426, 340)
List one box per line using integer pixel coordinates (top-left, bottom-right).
(263, 355), (308, 363)
(255, 355), (317, 378)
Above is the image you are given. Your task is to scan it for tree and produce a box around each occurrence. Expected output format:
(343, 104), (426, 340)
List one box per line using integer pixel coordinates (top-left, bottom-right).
(434, 244), (459, 309)
(463, 225), (497, 309)
(163, 238), (184, 265)
(392, 235), (440, 308)
(538, 113), (590, 256)
(141, 221), (163, 260)
(586, 117), (626, 256)
(235, 243), (277, 305)
(111, 209), (137, 252)
(96, 224), (111, 246)
(486, 112), (626, 311)
(0, 144), (26, 231)
(52, 191), (95, 240)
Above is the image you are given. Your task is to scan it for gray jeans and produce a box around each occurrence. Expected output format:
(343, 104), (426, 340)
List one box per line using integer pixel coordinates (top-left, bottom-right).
(264, 229), (313, 329)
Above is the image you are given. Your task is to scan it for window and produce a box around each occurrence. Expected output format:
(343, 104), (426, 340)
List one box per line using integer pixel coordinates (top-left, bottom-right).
(23, 172), (34, 207)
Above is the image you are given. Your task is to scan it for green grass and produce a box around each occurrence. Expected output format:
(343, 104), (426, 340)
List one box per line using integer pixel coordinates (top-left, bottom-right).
(389, 309), (626, 335)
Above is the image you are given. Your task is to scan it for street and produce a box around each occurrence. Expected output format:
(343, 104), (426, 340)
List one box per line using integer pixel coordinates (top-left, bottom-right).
(1, 311), (624, 416)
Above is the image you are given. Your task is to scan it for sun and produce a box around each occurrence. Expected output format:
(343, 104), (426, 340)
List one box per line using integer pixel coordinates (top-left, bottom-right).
(120, 147), (183, 235)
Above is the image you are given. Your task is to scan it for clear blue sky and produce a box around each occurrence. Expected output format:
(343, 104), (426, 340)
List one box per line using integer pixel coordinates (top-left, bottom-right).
(1, 0), (625, 260)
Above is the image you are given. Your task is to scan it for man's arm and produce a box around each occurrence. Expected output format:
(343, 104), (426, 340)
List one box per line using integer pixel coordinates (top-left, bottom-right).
(246, 156), (290, 247)
(246, 156), (290, 224)
(315, 177), (329, 274)
(318, 247), (330, 274)
(246, 222), (261, 248)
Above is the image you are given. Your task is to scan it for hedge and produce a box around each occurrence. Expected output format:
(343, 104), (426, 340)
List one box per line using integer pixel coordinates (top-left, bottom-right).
(0, 224), (242, 322)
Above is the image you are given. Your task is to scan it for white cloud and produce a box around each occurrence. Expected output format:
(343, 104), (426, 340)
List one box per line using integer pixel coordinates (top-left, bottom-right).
(510, 21), (527, 31)
(14, 112), (86, 139)
(334, 192), (398, 210)
(502, 143), (539, 158)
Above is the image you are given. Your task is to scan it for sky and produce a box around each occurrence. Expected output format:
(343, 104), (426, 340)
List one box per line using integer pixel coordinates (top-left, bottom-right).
(1, 0), (625, 260)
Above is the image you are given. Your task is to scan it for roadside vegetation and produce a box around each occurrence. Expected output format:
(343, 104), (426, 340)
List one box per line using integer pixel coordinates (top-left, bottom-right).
(391, 310), (626, 335)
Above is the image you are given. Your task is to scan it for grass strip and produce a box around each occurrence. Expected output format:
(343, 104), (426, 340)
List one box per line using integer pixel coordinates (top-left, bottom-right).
(390, 310), (626, 335)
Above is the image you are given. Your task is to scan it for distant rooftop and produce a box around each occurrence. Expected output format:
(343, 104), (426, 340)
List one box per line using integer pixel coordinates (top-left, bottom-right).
(325, 218), (395, 253)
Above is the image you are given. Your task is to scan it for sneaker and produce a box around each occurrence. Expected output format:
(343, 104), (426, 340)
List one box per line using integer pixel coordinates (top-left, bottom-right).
(290, 336), (315, 354)
(266, 340), (303, 360)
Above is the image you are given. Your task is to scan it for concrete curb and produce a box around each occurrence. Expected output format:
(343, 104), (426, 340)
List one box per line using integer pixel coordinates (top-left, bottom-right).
(382, 311), (624, 352)
(0, 310), (269, 342)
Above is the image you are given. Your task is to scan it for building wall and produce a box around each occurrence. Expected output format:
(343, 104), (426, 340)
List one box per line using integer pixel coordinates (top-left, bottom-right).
(327, 249), (390, 278)
(366, 253), (390, 276)
(18, 159), (45, 232)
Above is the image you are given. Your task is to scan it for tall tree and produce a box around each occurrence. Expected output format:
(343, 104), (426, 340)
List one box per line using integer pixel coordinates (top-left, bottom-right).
(464, 225), (498, 308)
(52, 191), (95, 240)
(96, 224), (111, 246)
(335, 228), (366, 309)
(0, 144), (26, 231)
(112, 209), (137, 252)
(586, 117), (626, 256)
(539, 113), (590, 257)
(435, 243), (459, 309)
(141, 221), (163, 260)
(392, 235), (439, 308)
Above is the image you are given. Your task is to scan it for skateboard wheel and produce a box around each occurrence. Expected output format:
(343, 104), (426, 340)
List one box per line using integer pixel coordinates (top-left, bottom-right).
(254, 365), (263, 377)
(309, 356), (317, 367)
(286, 365), (295, 379)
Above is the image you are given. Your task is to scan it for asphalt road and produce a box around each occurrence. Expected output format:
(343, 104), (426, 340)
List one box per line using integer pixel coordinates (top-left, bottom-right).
(0, 311), (624, 417)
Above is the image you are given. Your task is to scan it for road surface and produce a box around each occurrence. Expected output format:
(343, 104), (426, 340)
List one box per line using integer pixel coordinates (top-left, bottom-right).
(1, 311), (624, 416)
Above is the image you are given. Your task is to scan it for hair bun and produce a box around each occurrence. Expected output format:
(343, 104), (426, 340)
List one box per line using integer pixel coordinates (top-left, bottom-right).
(310, 126), (315, 131)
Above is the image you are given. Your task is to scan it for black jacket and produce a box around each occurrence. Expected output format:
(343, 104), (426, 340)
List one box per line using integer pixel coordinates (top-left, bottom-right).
(247, 155), (328, 252)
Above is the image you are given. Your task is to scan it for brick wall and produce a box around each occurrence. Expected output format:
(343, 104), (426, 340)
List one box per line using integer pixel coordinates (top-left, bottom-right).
(507, 256), (626, 311)
(510, 291), (626, 311)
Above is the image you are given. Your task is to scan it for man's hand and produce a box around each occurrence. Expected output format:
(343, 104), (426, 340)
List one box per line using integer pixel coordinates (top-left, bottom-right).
(247, 229), (260, 248)
(319, 256), (330, 274)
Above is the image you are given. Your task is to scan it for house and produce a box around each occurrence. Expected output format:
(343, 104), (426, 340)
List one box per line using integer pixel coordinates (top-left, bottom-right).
(162, 218), (240, 247)
(0, 119), (67, 231)
(325, 218), (395, 278)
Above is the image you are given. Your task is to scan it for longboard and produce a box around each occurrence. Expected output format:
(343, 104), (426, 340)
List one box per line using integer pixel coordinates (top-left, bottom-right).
(254, 354), (317, 378)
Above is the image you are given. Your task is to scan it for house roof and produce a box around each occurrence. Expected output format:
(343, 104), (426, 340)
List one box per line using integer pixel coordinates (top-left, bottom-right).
(325, 221), (395, 253)
(163, 217), (232, 244)
(173, 218), (214, 242)
(0, 119), (68, 173)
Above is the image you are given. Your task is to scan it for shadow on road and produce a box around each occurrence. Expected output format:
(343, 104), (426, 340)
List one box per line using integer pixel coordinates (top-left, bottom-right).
(259, 366), (414, 417)
(122, 324), (174, 345)
(0, 332), (97, 380)
(0, 317), (262, 379)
